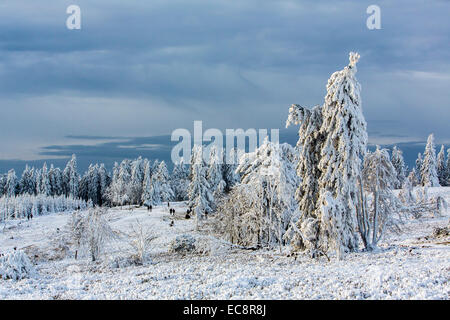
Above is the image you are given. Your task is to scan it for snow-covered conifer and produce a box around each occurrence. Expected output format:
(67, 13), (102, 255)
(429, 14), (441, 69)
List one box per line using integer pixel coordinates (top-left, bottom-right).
(207, 146), (225, 204)
(5, 169), (18, 197)
(154, 161), (174, 203)
(436, 145), (446, 186)
(222, 148), (240, 192)
(391, 146), (407, 189)
(118, 160), (132, 205)
(420, 134), (440, 187)
(63, 154), (80, 198)
(19, 165), (36, 195)
(48, 165), (63, 196)
(415, 153), (423, 183)
(399, 172), (416, 206)
(0, 174), (7, 197)
(38, 163), (51, 196)
(97, 163), (110, 206)
(141, 161), (152, 205)
(407, 169), (419, 187)
(286, 52), (367, 258)
(171, 160), (190, 201)
(188, 145), (213, 227)
(129, 157), (145, 204)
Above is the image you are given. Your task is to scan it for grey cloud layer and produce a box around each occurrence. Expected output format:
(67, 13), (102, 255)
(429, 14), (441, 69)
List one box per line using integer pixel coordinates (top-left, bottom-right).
(0, 0), (449, 163)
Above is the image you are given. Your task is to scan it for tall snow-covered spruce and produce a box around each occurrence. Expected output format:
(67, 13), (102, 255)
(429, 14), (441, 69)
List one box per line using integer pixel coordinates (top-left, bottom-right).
(287, 52), (367, 258)
(63, 154), (80, 198)
(421, 134), (440, 187)
(391, 146), (407, 189)
(188, 145), (213, 229)
(436, 145), (446, 186)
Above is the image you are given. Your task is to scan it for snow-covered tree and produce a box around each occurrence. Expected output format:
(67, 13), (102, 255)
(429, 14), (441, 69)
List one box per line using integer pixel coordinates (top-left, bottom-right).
(141, 161), (152, 205)
(154, 161), (174, 203)
(220, 139), (299, 249)
(188, 145), (213, 228)
(399, 173), (416, 206)
(78, 207), (115, 262)
(391, 146), (407, 189)
(222, 148), (241, 192)
(415, 153), (423, 183)
(148, 175), (161, 206)
(38, 163), (51, 196)
(117, 160), (132, 205)
(87, 165), (101, 205)
(5, 169), (18, 197)
(97, 163), (110, 206)
(407, 169), (419, 187)
(420, 134), (440, 187)
(19, 165), (36, 195)
(105, 162), (121, 206)
(129, 157), (145, 205)
(126, 219), (156, 264)
(171, 160), (190, 201)
(207, 146), (225, 206)
(285, 103), (322, 253)
(48, 165), (63, 196)
(0, 250), (35, 280)
(286, 52), (367, 259)
(0, 174), (6, 197)
(0, 194), (90, 222)
(446, 149), (450, 186)
(63, 154), (80, 198)
(358, 146), (400, 251)
(436, 145), (446, 186)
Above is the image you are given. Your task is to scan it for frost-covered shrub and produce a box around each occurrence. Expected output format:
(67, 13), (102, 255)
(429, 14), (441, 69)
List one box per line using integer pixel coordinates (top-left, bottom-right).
(67, 207), (115, 262)
(125, 219), (156, 264)
(432, 226), (449, 238)
(109, 255), (143, 269)
(82, 207), (115, 262)
(168, 235), (196, 254)
(0, 250), (36, 280)
(358, 146), (401, 251)
(400, 186), (447, 219)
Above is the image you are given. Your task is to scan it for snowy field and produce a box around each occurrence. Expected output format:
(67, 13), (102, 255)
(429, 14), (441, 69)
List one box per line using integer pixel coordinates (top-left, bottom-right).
(1, 188), (449, 300)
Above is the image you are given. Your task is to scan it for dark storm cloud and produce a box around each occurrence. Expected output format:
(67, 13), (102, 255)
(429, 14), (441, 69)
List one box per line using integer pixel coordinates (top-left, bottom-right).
(0, 0), (449, 166)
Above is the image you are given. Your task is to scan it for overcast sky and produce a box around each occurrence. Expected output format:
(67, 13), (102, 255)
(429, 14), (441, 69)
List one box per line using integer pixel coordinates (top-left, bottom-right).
(0, 0), (449, 172)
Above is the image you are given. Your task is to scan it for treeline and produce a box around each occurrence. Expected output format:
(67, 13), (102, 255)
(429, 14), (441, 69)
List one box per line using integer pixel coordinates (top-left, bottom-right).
(387, 133), (450, 189)
(412, 134), (450, 187)
(0, 146), (241, 212)
(0, 195), (90, 221)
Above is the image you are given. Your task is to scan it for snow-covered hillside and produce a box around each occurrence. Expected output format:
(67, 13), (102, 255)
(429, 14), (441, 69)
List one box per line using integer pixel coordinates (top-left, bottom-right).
(0, 188), (449, 300)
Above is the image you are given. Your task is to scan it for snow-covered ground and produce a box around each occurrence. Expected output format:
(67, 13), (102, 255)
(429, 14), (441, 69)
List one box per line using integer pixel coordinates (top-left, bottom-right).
(1, 189), (449, 300)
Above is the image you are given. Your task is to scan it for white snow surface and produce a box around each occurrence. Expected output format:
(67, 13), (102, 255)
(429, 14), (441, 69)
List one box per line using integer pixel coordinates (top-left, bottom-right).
(1, 189), (449, 300)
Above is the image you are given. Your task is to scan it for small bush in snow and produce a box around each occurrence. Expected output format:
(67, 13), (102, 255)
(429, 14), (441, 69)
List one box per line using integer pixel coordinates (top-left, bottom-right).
(67, 207), (115, 262)
(169, 235), (196, 254)
(83, 207), (115, 262)
(0, 250), (36, 280)
(432, 226), (449, 238)
(109, 255), (143, 269)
